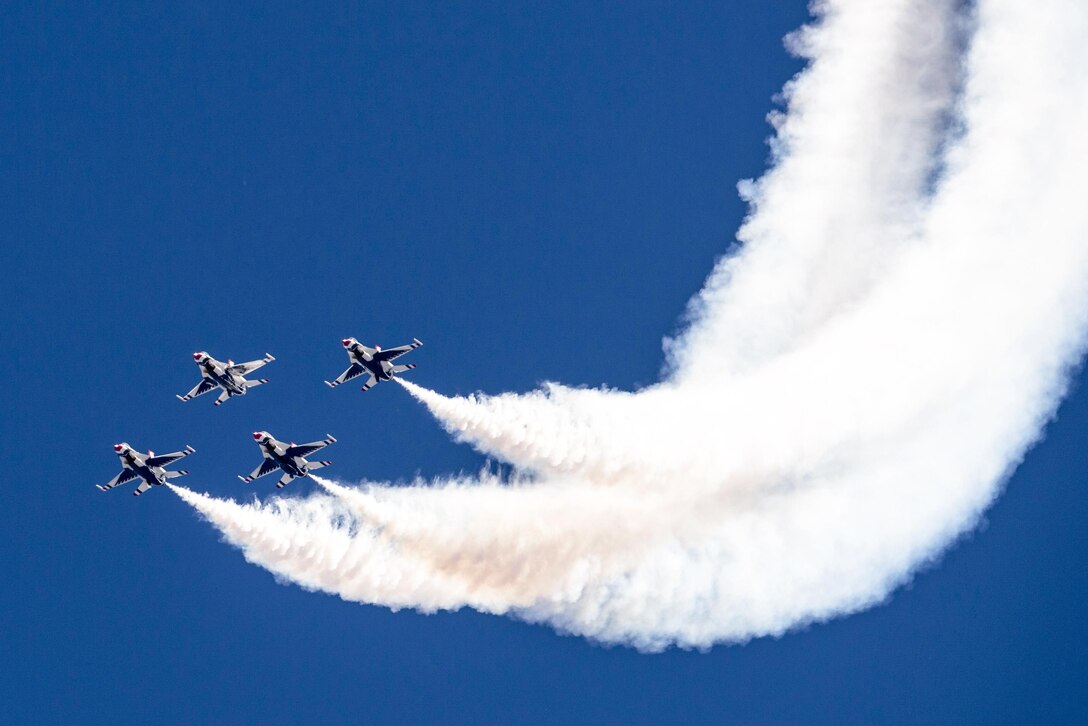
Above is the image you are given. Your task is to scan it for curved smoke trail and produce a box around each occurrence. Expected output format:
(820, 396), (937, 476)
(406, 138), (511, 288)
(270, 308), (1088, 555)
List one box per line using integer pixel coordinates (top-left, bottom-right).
(172, 0), (1088, 650)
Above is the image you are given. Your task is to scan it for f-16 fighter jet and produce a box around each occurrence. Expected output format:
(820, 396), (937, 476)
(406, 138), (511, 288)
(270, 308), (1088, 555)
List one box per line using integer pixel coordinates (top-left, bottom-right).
(177, 351), (276, 406)
(238, 431), (336, 489)
(97, 442), (196, 497)
(326, 337), (422, 392)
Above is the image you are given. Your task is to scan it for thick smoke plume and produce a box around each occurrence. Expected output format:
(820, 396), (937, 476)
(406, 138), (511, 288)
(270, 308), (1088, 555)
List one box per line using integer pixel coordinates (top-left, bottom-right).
(172, 0), (1088, 650)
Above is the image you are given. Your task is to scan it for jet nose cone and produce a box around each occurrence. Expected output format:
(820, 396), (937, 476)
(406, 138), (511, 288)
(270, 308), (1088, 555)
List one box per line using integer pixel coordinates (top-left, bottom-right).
(341, 338), (352, 347)
(252, 432), (263, 441)
(113, 444), (124, 452)
(193, 352), (204, 361)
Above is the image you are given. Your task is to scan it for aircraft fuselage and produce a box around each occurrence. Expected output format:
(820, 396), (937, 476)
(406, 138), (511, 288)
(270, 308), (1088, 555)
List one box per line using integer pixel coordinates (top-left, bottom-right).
(202, 360), (247, 396)
(118, 451), (168, 487)
(261, 441), (308, 479)
(348, 346), (395, 381)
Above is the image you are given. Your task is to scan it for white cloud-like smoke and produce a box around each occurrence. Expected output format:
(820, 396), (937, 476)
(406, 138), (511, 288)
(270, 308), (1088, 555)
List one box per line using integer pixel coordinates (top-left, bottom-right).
(171, 0), (1088, 650)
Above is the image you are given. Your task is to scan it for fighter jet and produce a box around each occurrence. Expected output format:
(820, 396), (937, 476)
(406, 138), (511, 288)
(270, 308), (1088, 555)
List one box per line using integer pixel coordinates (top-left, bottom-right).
(238, 431), (336, 489)
(325, 337), (422, 392)
(177, 351), (276, 406)
(97, 442), (196, 497)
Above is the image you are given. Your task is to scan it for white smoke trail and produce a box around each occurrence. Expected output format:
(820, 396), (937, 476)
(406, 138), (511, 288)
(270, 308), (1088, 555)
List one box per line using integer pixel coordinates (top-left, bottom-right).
(173, 0), (1088, 650)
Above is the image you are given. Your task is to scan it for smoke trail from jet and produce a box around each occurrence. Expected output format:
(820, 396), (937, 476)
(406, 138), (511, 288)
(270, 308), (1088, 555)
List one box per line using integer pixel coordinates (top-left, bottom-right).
(172, 0), (1088, 649)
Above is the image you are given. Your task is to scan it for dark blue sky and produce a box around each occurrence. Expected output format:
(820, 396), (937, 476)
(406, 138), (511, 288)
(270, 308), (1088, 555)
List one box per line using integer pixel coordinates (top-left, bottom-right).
(3, 2), (1086, 724)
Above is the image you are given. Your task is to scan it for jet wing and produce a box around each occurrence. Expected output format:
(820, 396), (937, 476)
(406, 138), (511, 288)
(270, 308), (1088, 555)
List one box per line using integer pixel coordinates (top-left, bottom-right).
(287, 435), (336, 459)
(239, 459), (281, 484)
(373, 338), (422, 362)
(98, 469), (138, 491)
(228, 354), (275, 376)
(177, 378), (219, 402)
(325, 363), (365, 388)
(146, 445), (196, 468)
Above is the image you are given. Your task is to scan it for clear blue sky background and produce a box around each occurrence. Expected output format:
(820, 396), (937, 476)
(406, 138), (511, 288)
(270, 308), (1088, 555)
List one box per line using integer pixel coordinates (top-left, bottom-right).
(2, 2), (1086, 724)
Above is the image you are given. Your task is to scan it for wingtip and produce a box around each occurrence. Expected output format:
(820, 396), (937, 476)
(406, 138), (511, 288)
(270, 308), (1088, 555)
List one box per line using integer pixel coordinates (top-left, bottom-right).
(326, 434), (336, 443)
(259, 378), (270, 384)
(264, 353), (275, 361)
(178, 470), (189, 476)
(238, 475), (249, 483)
(96, 485), (107, 492)
(176, 394), (188, 402)
(324, 380), (335, 388)
(413, 338), (422, 347)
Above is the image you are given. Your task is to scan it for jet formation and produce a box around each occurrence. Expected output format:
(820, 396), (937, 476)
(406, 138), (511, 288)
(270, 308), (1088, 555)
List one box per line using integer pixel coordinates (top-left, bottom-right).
(98, 337), (422, 496)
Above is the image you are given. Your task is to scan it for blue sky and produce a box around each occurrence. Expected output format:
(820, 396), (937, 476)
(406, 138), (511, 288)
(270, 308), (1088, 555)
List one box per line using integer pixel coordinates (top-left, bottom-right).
(2, 2), (1087, 724)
